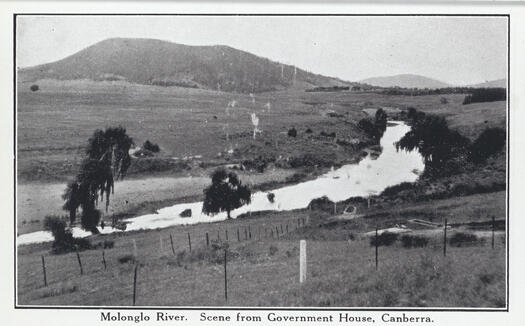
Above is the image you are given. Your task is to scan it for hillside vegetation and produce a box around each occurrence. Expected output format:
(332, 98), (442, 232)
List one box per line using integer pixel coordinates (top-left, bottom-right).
(18, 38), (352, 93)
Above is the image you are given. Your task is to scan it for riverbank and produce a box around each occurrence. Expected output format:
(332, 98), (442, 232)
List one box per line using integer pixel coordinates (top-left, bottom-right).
(17, 122), (416, 244)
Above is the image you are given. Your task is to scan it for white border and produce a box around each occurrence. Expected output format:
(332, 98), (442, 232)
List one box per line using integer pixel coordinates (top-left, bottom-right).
(1, 2), (524, 325)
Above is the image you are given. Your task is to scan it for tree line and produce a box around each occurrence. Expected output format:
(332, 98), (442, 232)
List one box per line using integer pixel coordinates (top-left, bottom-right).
(396, 108), (505, 178)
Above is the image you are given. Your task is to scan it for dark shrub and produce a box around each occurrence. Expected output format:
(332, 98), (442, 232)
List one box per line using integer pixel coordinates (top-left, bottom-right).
(242, 156), (270, 173)
(44, 216), (72, 245)
(267, 192), (275, 203)
(463, 88), (506, 105)
(370, 232), (399, 247)
(43, 216), (92, 253)
(30, 84), (39, 92)
(381, 182), (415, 197)
(305, 128), (313, 134)
(440, 97), (448, 104)
(103, 240), (114, 249)
(400, 234), (429, 248)
(449, 232), (480, 247)
(320, 131), (336, 138)
(269, 245), (278, 256)
(285, 172), (307, 184)
(308, 196), (334, 212)
(288, 127), (297, 137)
(118, 254), (136, 264)
(142, 140), (160, 153)
(180, 208), (192, 217)
(469, 127), (506, 163)
(44, 216), (93, 254)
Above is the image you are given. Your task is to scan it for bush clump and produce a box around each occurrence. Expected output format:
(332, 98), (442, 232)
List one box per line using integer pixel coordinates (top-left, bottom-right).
(449, 232), (481, 247)
(462, 88), (506, 105)
(43, 216), (92, 254)
(142, 140), (160, 153)
(118, 254), (136, 264)
(469, 127), (506, 164)
(400, 234), (429, 248)
(288, 127), (297, 137)
(370, 231), (399, 247)
(30, 84), (39, 92)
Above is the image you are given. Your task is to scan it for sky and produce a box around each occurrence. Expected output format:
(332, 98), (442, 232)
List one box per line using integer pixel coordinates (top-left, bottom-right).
(16, 15), (507, 85)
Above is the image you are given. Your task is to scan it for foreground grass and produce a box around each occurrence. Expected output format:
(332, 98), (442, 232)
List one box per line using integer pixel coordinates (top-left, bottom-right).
(17, 192), (506, 307)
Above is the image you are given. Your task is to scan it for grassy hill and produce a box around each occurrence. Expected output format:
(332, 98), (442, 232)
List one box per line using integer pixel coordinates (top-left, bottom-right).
(18, 38), (352, 93)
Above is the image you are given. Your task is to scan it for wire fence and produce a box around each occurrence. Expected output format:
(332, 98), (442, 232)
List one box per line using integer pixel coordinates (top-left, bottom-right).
(17, 216), (505, 306)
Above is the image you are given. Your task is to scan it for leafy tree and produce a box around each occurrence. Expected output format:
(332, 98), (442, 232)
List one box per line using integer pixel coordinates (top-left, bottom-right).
(202, 169), (251, 219)
(358, 108), (388, 143)
(62, 126), (133, 233)
(469, 127), (506, 163)
(396, 111), (470, 177)
(375, 108), (387, 133)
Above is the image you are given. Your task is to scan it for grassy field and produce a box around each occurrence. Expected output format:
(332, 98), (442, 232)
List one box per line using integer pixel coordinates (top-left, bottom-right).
(17, 191), (506, 307)
(16, 79), (507, 307)
(17, 80), (505, 183)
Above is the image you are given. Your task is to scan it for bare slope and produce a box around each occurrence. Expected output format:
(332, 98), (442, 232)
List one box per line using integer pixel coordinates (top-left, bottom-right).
(466, 79), (506, 88)
(18, 38), (350, 93)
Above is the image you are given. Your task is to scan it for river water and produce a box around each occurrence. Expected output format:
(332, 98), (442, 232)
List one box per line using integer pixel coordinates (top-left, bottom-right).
(17, 121), (424, 245)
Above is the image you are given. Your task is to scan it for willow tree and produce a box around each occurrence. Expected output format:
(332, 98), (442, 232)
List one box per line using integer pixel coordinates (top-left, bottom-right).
(202, 169), (251, 219)
(62, 126), (133, 233)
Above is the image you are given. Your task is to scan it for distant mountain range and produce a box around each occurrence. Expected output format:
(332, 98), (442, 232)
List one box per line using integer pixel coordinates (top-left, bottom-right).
(18, 38), (352, 93)
(360, 74), (506, 89)
(466, 79), (506, 88)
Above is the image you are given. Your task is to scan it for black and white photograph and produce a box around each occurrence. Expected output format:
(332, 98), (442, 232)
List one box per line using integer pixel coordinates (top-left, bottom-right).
(11, 12), (513, 313)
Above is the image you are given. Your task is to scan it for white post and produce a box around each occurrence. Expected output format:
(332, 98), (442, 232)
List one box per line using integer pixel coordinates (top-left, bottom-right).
(368, 197), (371, 209)
(299, 240), (307, 283)
(334, 202), (337, 215)
(133, 239), (137, 258)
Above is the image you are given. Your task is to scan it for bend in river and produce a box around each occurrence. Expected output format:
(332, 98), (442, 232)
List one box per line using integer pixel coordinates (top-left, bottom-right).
(17, 121), (424, 245)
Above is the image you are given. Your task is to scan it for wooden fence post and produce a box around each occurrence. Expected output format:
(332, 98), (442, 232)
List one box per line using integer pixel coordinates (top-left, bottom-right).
(132, 239), (138, 258)
(297, 218), (300, 228)
(41, 255), (47, 287)
(443, 219), (448, 257)
(280, 224), (283, 234)
(76, 249), (84, 275)
(248, 226), (252, 239)
(187, 233), (192, 252)
(237, 228), (240, 242)
(286, 224), (289, 234)
(299, 240), (307, 283)
(492, 216), (495, 249)
(225, 230), (228, 241)
(159, 235), (164, 253)
(275, 226), (279, 239)
(375, 227), (378, 270)
(206, 232), (210, 247)
(133, 264), (138, 306)
(334, 202), (337, 215)
(244, 228), (248, 240)
(102, 250), (107, 270)
(170, 234), (175, 255)
(224, 249), (228, 301)
(217, 230), (221, 241)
